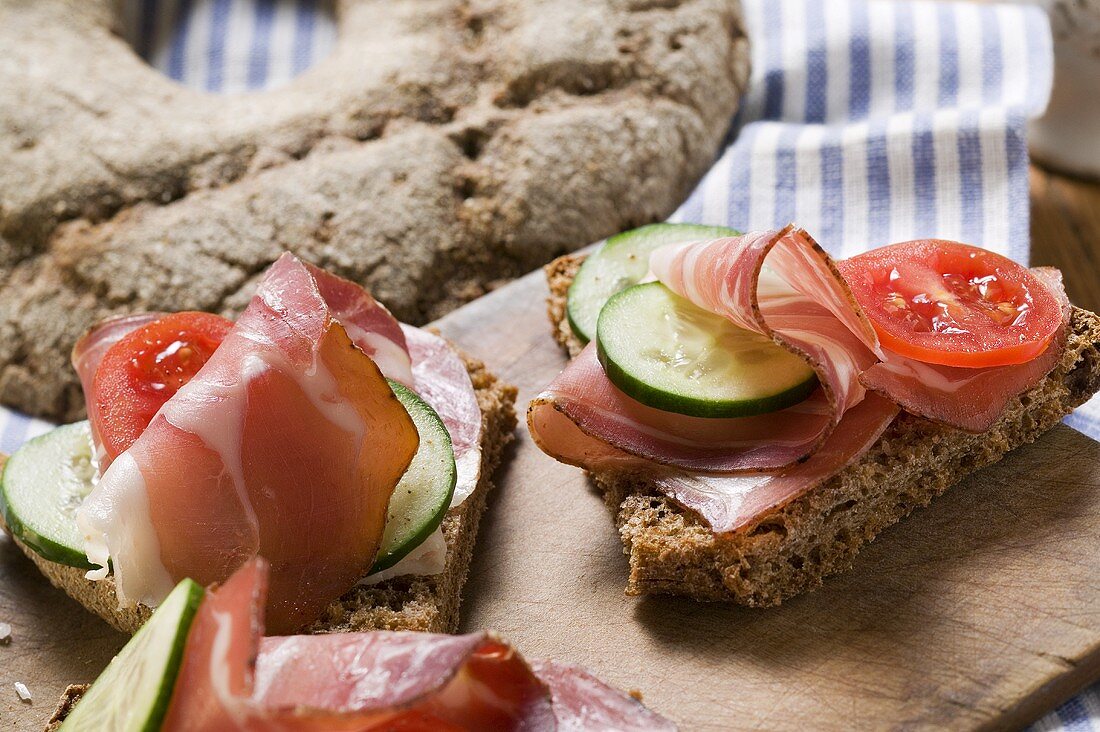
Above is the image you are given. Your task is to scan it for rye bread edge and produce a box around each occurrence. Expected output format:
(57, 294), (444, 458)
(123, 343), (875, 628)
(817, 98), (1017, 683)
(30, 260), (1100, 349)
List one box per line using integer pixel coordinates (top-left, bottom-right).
(1, 341), (517, 636)
(545, 253), (1100, 605)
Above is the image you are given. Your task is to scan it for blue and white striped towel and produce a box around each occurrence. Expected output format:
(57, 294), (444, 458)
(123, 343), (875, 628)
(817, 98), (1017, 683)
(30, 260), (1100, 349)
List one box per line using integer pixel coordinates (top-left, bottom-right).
(3, 0), (1097, 727)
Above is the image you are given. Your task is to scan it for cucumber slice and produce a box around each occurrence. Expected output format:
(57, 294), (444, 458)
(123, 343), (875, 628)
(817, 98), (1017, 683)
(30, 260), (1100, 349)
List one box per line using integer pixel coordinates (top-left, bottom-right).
(370, 381), (457, 574)
(567, 223), (740, 344)
(596, 283), (818, 418)
(61, 578), (203, 731)
(0, 421), (97, 569)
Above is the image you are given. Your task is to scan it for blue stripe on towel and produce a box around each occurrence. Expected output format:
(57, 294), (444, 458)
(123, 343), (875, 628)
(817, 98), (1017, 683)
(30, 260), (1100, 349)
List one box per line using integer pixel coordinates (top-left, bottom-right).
(0, 413), (31, 456)
(247, 0), (276, 87)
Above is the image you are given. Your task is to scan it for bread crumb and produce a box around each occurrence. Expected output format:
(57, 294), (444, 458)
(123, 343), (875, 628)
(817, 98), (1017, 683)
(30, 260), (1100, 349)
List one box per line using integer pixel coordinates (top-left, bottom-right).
(14, 682), (31, 702)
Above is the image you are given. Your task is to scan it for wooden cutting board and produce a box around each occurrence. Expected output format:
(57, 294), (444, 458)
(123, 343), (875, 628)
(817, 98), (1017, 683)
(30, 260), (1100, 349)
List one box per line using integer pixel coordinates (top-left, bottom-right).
(3, 267), (1097, 732)
(2, 170), (1100, 730)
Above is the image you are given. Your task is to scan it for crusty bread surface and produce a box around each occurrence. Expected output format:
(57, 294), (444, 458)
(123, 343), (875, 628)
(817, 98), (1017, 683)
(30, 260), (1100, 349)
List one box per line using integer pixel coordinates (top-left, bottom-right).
(1, 344), (517, 637)
(45, 685), (85, 732)
(545, 253), (1100, 605)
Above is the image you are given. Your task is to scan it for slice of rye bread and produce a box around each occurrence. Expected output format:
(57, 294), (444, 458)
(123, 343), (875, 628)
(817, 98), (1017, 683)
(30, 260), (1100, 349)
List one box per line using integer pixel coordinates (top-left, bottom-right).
(545, 253), (1100, 605)
(0, 341), (517, 636)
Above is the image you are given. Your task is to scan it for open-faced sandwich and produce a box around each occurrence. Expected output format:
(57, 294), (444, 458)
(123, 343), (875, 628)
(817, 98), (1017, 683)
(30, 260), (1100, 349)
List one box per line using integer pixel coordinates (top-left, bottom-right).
(534, 224), (1100, 604)
(0, 253), (516, 635)
(46, 558), (675, 731)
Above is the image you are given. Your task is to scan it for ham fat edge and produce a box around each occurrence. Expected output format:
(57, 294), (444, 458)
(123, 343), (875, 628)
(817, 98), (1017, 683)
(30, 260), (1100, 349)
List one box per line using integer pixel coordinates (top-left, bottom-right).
(71, 253), (485, 634)
(160, 558), (675, 731)
(528, 227), (1072, 535)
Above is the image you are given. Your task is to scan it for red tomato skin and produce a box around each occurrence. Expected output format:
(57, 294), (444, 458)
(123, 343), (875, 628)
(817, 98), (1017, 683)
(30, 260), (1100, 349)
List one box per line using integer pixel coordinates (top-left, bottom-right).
(91, 312), (233, 463)
(838, 240), (1061, 368)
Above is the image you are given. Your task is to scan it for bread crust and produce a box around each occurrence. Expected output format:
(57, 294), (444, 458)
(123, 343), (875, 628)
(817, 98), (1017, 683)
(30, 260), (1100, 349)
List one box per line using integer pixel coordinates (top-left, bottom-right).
(544, 253), (1100, 604)
(1, 345), (517, 635)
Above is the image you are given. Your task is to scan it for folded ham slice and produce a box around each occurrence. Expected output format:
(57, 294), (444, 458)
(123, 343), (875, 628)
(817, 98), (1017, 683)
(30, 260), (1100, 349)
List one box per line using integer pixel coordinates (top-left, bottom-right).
(530, 227), (881, 478)
(71, 262), (415, 475)
(653, 395), (899, 534)
(529, 345), (836, 472)
(529, 373), (898, 534)
(305, 261), (414, 387)
(76, 253), (420, 633)
(402, 325), (483, 507)
(163, 558), (675, 731)
(72, 275), (482, 508)
(648, 227), (883, 451)
(71, 313), (164, 472)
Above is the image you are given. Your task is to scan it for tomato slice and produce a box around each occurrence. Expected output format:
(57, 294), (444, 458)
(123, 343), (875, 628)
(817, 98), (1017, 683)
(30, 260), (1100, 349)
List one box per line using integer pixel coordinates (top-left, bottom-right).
(92, 312), (233, 462)
(838, 240), (1061, 368)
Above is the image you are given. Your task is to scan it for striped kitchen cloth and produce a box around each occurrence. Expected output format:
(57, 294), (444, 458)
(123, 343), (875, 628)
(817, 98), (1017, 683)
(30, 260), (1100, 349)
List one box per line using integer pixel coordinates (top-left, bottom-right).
(1, 0), (1096, 728)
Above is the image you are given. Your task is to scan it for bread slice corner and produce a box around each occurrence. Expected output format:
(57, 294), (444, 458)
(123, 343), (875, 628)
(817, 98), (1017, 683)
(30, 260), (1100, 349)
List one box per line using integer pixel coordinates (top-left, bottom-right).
(1, 343), (517, 636)
(545, 252), (1100, 605)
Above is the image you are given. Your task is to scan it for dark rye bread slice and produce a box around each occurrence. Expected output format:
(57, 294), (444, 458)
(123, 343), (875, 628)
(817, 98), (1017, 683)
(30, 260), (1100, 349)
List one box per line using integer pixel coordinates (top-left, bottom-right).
(1, 343), (517, 636)
(545, 253), (1100, 604)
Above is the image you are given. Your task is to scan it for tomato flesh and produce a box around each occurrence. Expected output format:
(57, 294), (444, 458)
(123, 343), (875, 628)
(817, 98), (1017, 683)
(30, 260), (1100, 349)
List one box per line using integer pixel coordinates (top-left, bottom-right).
(838, 240), (1061, 368)
(92, 312), (233, 462)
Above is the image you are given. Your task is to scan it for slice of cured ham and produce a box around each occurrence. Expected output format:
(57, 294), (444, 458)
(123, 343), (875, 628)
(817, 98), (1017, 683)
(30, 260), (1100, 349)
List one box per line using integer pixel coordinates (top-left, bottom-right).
(72, 264), (415, 477)
(76, 253), (420, 633)
(530, 227), (881, 476)
(71, 313), (164, 471)
(648, 227), (882, 442)
(529, 344), (836, 473)
(402, 325), (483, 507)
(858, 267), (1073, 433)
(652, 395), (899, 534)
(529, 376), (898, 534)
(70, 278), (478, 495)
(163, 558), (674, 731)
(529, 659), (677, 732)
(304, 261), (414, 387)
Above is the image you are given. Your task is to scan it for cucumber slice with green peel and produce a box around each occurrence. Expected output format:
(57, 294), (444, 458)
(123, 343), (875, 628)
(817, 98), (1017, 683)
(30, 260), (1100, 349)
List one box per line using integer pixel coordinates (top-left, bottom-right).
(596, 283), (819, 418)
(370, 381), (457, 574)
(567, 223), (740, 344)
(60, 578), (203, 731)
(0, 421), (97, 569)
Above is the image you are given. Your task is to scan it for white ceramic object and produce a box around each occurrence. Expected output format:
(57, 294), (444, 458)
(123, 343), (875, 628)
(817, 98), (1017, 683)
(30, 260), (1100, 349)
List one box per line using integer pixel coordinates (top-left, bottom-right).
(1021, 0), (1100, 179)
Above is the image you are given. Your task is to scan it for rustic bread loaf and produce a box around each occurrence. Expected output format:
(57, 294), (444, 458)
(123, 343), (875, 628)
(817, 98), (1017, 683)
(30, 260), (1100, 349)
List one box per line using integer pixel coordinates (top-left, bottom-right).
(545, 253), (1100, 604)
(0, 0), (751, 424)
(1, 346), (516, 636)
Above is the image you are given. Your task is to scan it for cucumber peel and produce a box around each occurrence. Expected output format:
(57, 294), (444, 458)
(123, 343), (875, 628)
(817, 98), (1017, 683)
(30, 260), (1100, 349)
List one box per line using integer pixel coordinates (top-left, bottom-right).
(370, 381), (456, 574)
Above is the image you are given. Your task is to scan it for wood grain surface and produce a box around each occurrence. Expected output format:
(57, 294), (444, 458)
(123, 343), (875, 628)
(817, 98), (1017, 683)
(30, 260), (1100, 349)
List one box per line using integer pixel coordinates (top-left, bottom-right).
(1, 168), (1099, 730)
(1031, 169), (1100, 312)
